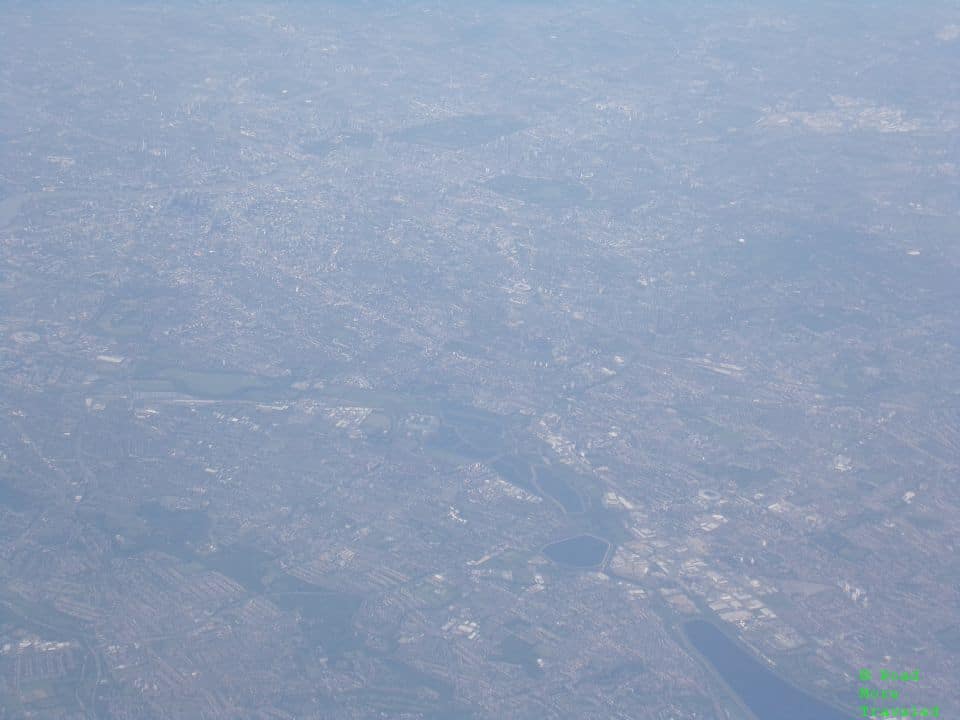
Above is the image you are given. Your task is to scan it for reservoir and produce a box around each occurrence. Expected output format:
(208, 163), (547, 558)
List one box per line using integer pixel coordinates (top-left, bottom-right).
(543, 535), (609, 568)
(683, 620), (853, 720)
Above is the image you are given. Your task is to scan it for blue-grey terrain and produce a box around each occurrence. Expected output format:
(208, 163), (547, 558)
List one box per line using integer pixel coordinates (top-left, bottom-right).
(0, 2), (958, 719)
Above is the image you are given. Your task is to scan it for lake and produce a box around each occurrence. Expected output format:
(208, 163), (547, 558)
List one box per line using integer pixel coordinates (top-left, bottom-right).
(543, 535), (609, 568)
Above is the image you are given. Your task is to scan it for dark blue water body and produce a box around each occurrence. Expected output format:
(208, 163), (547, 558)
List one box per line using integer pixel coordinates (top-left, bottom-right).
(543, 535), (609, 568)
(683, 620), (853, 720)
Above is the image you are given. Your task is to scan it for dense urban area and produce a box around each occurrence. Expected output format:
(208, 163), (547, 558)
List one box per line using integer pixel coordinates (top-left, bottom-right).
(1, 2), (958, 719)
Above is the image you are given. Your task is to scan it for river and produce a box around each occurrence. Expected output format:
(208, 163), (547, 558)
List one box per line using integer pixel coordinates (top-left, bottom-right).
(683, 620), (853, 720)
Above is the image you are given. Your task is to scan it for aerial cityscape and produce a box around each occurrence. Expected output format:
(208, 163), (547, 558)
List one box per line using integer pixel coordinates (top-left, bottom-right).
(0, 2), (958, 719)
